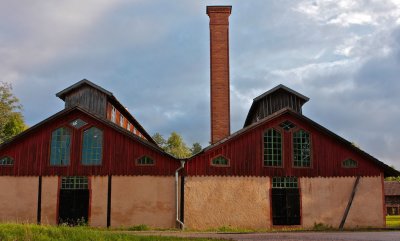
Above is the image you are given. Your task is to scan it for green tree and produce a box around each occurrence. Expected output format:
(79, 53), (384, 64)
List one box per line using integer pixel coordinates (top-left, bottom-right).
(165, 132), (191, 158)
(152, 132), (167, 149)
(152, 132), (201, 158)
(0, 83), (27, 143)
(385, 166), (400, 181)
(191, 142), (202, 155)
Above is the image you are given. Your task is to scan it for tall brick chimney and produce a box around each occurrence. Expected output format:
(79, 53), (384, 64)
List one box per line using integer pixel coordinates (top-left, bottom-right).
(207, 6), (231, 144)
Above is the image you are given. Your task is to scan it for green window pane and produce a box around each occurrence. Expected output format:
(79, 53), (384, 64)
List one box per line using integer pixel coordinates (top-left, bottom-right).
(211, 156), (229, 166)
(61, 176), (88, 189)
(81, 127), (103, 165)
(272, 176), (298, 189)
(137, 156), (155, 165)
(293, 130), (311, 167)
(50, 127), (71, 166)
(70, 119), (87, 129)
(263, 129), (282, 167)
(0, 156), (13, 165)
(279, 120), (296, 131)
(342, 159), (357, 168)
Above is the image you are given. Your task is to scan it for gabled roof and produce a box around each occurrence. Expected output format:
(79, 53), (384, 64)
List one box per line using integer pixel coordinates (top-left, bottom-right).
(56, 79), (112, 100)
(196, 107), (399, 177)
(56, 79), (156, 145)
(385, 181), (400, 196)
(253, 84), (309, 102)
(0, 106), (170, 157)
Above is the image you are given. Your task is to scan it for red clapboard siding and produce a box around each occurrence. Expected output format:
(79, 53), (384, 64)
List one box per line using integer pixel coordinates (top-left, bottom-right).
(0, 108), (179, 176)
(186, 112), (382, 177)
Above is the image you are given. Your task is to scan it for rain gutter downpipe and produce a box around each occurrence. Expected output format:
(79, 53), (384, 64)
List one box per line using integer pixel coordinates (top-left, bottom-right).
(175, 160), (185, 230)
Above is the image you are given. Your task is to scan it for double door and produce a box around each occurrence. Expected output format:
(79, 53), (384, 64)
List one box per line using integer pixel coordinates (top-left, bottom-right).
(271, 188), (300, 225)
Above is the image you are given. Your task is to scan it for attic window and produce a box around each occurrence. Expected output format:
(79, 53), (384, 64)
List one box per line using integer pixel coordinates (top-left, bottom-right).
(342, 159), (358, 168)
(70, 119), (87, 129)
(279, 120), (296, 131)
(211, 156), (229, 166)
(111, 106), (116, 123)
(0, 156), (13, 166)
(120, 115), (124, 127)
(136, 156), (155, 166)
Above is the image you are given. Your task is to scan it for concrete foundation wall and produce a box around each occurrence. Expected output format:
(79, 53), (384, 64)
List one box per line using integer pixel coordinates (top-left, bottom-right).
(301, 176), (384, 228)
(41, 176), (58, 225)
(0, 176), (38, 223)
(184, 176), (270, 230)
(90, 176), (108, 227)
(111, 176), (175, 228)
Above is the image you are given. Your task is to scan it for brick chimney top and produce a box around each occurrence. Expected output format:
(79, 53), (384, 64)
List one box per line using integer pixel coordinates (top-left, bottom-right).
(206, 6), (232, 14)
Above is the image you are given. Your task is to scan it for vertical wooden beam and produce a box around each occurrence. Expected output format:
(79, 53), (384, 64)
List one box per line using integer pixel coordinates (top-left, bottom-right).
(339, 176), (360, 230)
(37, 175), (42, 224)
(107, 175), (112, 228)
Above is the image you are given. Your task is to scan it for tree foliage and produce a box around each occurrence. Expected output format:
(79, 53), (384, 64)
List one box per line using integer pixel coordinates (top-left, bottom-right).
(152, 132), (202, 158)
(0, 83), (27, 143)
(190, 142), (202, 155)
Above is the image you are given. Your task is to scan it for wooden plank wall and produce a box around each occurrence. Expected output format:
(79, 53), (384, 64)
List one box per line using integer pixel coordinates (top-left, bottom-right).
(186, 112), (382, 177)
(64, 86), (107, 118)
(0, 109), (178, 176)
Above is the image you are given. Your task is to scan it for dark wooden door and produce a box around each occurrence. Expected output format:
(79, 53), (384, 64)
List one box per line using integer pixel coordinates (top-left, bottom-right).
(272, 188), (300, 225)
(58, 189), (89, 225)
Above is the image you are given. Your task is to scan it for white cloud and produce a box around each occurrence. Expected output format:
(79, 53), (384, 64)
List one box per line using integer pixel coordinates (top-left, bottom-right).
(328, 12), (375, 26)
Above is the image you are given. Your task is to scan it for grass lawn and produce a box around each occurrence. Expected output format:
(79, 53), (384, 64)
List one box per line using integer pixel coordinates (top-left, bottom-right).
(0, 223), (225, 241)
(386, 215), (400, 228)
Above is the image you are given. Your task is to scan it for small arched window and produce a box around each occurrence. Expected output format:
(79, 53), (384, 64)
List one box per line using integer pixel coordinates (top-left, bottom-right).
(0, 156), (14, 166)
(211, 156), (229, 166)
(50, 127), (71, 166)
(136, 156), (155, 166)
(342, 159), (358, 168)
(293, 129), (311, 167)
(82, 127), (103, 165)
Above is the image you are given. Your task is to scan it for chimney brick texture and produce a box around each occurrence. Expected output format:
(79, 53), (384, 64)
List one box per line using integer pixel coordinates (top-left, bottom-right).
(207, 6), (231, 144)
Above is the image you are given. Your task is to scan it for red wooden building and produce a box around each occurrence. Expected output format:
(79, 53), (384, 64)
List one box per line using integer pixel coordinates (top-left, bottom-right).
(0, 5), (398, 230)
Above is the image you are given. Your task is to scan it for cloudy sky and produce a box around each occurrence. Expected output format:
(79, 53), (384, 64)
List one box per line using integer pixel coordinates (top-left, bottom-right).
(1, 0), (399, 169)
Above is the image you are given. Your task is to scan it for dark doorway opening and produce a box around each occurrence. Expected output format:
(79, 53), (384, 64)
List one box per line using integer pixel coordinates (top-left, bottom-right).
(271, 177), (300, 225)
(58, 177), (89, 225)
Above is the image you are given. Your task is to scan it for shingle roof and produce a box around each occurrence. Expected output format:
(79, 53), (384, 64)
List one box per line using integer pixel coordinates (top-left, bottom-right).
(385, 181), (400, 196)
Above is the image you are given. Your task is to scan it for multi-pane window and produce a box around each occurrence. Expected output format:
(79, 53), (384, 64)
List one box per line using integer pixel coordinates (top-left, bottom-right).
(127, 122), (131, 131)
(136, 156), (155, 165)
(61, 176), (88, 189)
(264, 129), (282, 167)
(133, 127), (137, 134)
(211, 156), (229, 166)
(293, 129), (311, 167)
(120, 115), (124, 127)
(0, 156), (13, 165)
(69, 119), (87, 129)
(50, 127), (71, 166)
(82, 127), (103, 165)
(272, 177), (298, 188)
(111, 107), (116, 123)
(342, 158), (358, 168)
